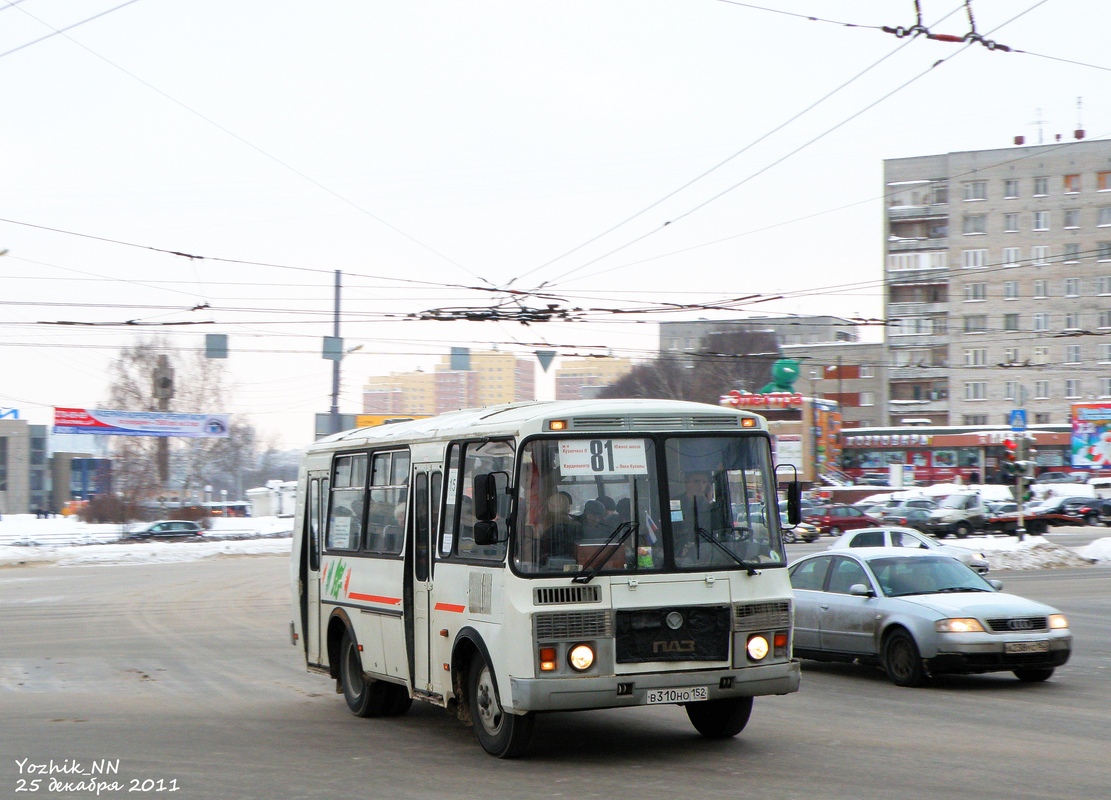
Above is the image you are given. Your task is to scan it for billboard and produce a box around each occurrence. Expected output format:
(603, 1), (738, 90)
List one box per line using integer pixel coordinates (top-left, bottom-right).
(53, 408), (231, 438)
(1071, 402), (1111, 468)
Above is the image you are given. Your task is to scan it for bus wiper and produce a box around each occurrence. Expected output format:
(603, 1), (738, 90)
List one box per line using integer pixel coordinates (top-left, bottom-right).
(572, 521), (639, 584)
(694, 526), (749, 570)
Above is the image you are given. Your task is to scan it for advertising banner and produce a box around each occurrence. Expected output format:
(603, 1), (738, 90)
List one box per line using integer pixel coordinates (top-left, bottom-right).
(1071, 402), (1111, 468)
(54, 408), (230, 438)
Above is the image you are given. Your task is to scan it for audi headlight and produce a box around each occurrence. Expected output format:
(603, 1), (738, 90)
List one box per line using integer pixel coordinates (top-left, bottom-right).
(935, 618), (985, 633)
(568, 643), (595, 671)
(746, 635), (770, 661)
(1048, 614), (1069, 630)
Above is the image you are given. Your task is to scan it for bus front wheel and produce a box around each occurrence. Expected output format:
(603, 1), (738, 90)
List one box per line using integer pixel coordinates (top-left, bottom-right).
(340, 631), (408, 717)
(685, 696), (753, 739)
(468, 652), (534, 758)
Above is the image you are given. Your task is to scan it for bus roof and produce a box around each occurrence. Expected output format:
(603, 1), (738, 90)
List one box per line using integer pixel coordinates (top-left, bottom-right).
(312, 398), (766, 451)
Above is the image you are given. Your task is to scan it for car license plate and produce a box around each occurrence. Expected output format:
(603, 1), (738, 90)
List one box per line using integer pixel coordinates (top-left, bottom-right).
(1005, 640), (1049, 654)
(645, 686), (708, 705)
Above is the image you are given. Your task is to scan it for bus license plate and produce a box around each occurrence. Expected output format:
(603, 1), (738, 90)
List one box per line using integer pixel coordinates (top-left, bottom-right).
(1006, 640), (1049, 654)
(646, 686), (708, 705)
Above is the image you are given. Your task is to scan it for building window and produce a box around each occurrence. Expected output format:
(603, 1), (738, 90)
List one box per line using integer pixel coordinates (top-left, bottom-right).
(1000, 247), (1020, 267)
(1004, 213), (1019, 232)
(1003, 313), (1019, 331)
(1102, 378), (1111, 398)
(1034, 413), (1051, 424)
(964, 181), (987, 201)
(1064, 208), (1080, 228)
(964, 348), (987, 366)
(1066, 344), (1082, 364)
(963, 214), (987, 235)
(1066, 379), (1081, 399)
(963, 315), (987, 333)
(1065, 277), (1080, 297)
(1035, 380), (1050, 399)
(1032, 245), (1049, 265)
(1033, 312), (1049, 331)
(1034, 176), (1048, 196)
(1033, 279), (1048, 298)
(1003, 280), (1019, 299)
(1064, 174), (1081, 193)
(1099, 243), (1111, 261)
(1100, 171), (1111, 192)
(860, 392), (875, 406)
(1004, 347), (1019, 363)
(963, 283), (987, 302)
(1100, 276), (1111, 294)
(1100, 310), (1111, 329)
(1033, 346), (1049, 365)
(1065, 312), (1080, 330)
(1004, 381), (1018, 401)
(962, 414), (988, 425)
(1033, 211), (1049, 231)
(1101, 344), (1111, 363)
(962, 249), (988, 269)
(860, 365), (874, 378)
(1064, 243), (1080, 263)
(1100, 207), (1111, 227)
(1004, 179), (1019, 198)
(965, 382), (987, 401)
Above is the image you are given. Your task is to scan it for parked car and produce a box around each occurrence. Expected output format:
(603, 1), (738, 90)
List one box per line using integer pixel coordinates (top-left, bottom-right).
(802, 504), (882, 536)
(1034, 472), (1084, 484)
(878, 506), (933, 533)
(788, 549), (1071, 686)
(1025, 495), (1110, 526)
(828, 526), (989, 573)
(924, 492), (988, 538)
(780, 512), (821, 543)
(123, 520), (204, 540)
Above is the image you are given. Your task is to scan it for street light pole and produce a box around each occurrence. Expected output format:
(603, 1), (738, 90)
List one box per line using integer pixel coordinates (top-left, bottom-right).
(330, 270), (342, 435)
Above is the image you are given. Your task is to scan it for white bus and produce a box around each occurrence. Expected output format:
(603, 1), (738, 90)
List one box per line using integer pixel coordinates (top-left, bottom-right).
(290, 399), (801, 757)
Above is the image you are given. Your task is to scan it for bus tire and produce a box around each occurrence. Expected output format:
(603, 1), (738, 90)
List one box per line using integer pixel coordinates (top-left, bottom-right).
(685, 696), (753, 739)
(340, 631), (392, 718)
(468, 651), (534, 758)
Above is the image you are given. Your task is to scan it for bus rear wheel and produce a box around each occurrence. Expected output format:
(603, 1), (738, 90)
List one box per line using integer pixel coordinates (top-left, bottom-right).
(468, 652), (534, 758)
(340, 631), (407, 717)
(685, 696), (753, 739)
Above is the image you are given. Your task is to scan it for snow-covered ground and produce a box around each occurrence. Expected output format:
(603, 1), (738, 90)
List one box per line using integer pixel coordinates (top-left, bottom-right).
(1, 513), (1109, 571)
(0, 514), (293, 568)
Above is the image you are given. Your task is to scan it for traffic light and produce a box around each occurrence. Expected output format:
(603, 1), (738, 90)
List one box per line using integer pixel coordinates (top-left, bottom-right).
(1001, 438), (1018, 476)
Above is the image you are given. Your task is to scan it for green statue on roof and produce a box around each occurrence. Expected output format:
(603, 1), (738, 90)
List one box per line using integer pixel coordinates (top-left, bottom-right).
(759, 358), (800, 394)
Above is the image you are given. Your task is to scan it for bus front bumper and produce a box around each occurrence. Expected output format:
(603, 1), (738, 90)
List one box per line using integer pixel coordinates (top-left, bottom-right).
(508, 659), (801, 713)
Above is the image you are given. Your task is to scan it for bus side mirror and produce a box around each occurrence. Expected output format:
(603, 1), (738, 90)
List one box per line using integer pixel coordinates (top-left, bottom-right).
(786, 480), (801, 525)
(473, 473), (499, 521)
(473, 520), (499, 546)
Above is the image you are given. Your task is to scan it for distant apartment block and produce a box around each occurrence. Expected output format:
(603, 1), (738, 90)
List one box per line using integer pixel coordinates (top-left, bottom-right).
(362, 348), (536, 416)
(554, 357), (633, 400)
(884, 137), (1111, 426)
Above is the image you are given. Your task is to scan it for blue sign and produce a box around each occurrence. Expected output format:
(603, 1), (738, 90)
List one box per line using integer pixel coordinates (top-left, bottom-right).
(1010, 409), (1027, 432)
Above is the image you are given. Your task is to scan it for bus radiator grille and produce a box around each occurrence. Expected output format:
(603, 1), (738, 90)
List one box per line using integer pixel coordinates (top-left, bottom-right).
(533, 586), (602, 606)
(534, 610), (613, 640)
(734, 601), (791, 631)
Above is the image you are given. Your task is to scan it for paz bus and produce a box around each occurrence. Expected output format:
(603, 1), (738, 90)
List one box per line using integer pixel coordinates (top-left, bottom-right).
(290, 399), (801, 757)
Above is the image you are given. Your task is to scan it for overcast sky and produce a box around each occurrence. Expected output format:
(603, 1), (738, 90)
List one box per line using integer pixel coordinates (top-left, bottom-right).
(2, 0), (1107, 448)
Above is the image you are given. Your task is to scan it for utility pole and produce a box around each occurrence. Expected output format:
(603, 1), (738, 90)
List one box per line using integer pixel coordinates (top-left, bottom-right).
(152, 355), (175, 489)
(330, 270), (342, 435)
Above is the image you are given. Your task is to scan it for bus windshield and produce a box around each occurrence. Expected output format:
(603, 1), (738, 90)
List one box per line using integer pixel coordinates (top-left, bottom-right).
(513, 434), (784, 576)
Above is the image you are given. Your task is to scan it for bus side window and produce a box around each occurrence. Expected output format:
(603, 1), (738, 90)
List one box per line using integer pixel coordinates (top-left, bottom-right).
(440, 444), (461, 557)
(366, 450), (409, 556)
(308, 477), (321, 571)
(327, 454), (366, 551)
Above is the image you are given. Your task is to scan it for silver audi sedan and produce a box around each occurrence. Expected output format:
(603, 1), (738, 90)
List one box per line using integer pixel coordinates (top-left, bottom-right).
(789, 549), (1071, 686)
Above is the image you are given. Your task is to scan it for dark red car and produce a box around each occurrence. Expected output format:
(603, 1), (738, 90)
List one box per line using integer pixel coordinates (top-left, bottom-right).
(802, 504), (882, 536)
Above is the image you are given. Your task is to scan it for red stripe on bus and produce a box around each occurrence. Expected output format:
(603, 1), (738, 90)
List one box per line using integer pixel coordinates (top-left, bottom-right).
(434, 603), (466, 613)
(348, 592), (402, 605)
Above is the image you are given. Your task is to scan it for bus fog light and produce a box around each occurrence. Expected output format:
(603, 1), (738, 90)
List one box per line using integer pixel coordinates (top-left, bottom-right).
(568, 644), (594, 672)
(746, 635), (770, 661)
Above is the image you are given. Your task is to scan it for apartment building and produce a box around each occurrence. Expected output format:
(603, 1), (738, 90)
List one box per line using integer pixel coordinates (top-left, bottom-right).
(660, 316), (858, 364)
(554, 357), (633, 400)
(884, 137), (1111, 427)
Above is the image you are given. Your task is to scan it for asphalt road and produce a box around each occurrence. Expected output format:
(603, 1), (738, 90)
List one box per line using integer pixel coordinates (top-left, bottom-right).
(2, 556), (1109, 800)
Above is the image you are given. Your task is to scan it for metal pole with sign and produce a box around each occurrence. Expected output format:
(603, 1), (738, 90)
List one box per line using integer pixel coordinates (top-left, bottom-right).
(1011, 408), (1027, 541)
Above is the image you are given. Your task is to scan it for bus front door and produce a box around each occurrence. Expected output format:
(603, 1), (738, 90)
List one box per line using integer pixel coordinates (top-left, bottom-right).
(407, 467), (440, 694)
(304, 471), (327, 666)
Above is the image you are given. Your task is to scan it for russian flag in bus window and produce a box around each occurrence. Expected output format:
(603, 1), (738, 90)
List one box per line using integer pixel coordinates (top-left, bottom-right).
(645, 513), (659, 545)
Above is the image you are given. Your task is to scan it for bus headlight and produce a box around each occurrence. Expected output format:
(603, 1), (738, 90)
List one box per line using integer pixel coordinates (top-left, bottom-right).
(746, 635), (770, 661)
(568, 644), (595, 671)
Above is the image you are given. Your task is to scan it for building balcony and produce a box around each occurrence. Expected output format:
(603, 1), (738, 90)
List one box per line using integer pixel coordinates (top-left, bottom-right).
(887, 301), (947, 317)
(888, 237), (949, 252)
(888, 398), (950, 414)
(888, 334), (947, 348)
(887, 205), (948, 221)
(888, 366), (949, 380)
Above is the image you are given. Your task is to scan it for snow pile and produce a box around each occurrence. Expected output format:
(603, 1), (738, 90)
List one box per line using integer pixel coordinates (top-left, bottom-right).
(981, 539), (1098, 571)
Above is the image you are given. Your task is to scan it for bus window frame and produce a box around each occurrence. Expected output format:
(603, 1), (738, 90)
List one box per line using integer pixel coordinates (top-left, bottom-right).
(437, 438), (515, 565)
(324, 450), (369, 553)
